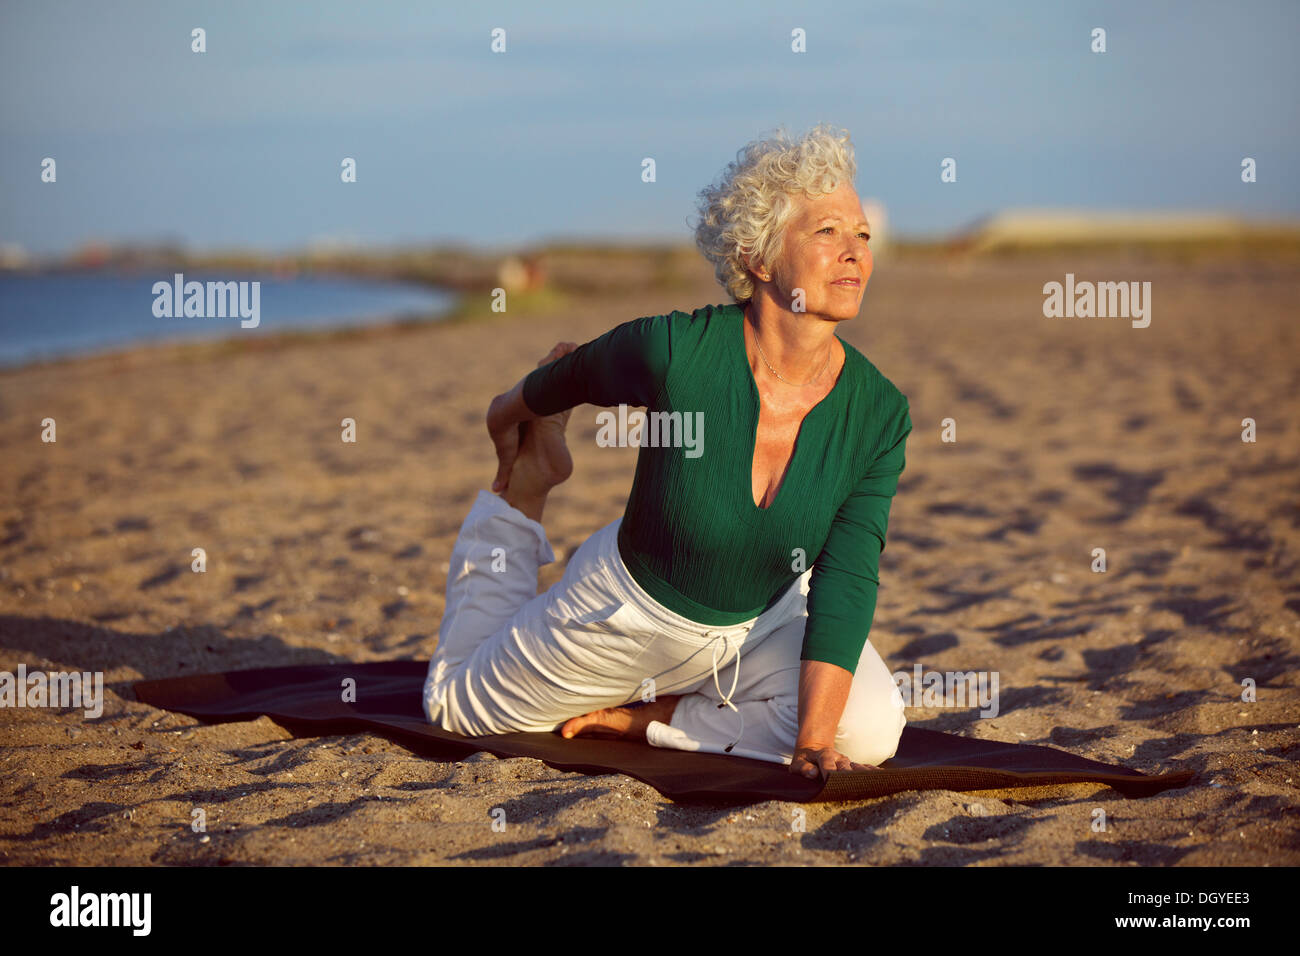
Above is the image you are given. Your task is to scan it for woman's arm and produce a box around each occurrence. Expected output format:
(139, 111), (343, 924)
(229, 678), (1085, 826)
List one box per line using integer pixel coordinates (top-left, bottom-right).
(790, 395), (913, 778)
(486, 313), (676, 494)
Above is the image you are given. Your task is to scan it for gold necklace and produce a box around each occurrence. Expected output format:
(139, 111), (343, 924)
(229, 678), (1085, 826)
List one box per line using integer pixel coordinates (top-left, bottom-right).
(748, 317), (833, 386)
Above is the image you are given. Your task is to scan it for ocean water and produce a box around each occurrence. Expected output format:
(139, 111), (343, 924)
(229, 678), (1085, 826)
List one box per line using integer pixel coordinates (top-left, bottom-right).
(0, 272), (456, 368)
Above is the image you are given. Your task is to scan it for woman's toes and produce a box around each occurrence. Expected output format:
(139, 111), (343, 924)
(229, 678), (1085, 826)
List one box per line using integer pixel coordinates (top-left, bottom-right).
(562, 707), (631, 739)
(561, 713), (598, 739)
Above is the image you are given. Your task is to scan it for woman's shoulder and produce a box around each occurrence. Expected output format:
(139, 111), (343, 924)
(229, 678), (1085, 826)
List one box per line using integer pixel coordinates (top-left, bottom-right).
(839, 338), (909, 412)
(632, 302), (741, 359)
(628, 301), (737, 336)
(835, 343), (911, 470)
(668, 301), (740, 330)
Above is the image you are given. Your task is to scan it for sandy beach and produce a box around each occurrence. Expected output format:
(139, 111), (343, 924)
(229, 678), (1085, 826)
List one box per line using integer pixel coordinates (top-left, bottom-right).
(2, 249), (1298, 866)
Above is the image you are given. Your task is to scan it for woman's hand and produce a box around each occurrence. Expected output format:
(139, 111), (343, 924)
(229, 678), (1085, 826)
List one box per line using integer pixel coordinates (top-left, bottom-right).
(785, 749), (878, 780)
(790, 744), (876, 779)
(487, 389), (526, 493)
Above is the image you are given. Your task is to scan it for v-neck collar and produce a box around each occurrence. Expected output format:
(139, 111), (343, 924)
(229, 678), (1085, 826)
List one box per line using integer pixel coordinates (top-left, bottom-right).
(729, 303), (849, 515)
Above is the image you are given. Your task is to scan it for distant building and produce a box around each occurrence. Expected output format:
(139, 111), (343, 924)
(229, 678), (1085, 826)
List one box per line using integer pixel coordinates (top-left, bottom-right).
(954, 209), (1300, 252)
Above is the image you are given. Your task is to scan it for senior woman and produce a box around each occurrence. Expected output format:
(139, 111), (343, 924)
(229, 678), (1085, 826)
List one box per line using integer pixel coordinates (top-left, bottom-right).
(423, 124), (912, 780)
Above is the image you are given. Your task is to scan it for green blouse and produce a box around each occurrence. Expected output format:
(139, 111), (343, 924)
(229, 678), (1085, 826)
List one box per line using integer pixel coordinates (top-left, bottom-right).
(522, 302), (911, 674)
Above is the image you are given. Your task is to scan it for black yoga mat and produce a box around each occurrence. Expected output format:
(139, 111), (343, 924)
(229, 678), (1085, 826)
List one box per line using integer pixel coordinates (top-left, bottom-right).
(133, 660), (1195, 804)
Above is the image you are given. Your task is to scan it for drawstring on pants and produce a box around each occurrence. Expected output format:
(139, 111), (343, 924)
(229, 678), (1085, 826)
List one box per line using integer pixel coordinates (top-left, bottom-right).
(708, 631), (744, 752)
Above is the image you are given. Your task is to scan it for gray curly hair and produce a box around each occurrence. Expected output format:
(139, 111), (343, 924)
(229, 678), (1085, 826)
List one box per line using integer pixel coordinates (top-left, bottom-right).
(692, 123), (858, 304)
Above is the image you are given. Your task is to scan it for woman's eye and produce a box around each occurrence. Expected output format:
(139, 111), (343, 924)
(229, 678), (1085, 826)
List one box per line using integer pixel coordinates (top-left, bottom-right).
(819, 226), (870, 239)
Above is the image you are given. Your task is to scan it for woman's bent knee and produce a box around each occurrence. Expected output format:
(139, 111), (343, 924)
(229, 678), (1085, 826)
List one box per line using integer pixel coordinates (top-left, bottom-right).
(836, 692), (906, 766)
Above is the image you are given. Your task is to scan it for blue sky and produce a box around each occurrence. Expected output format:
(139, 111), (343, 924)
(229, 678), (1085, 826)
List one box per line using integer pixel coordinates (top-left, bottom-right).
(2, 0), (1296, 256)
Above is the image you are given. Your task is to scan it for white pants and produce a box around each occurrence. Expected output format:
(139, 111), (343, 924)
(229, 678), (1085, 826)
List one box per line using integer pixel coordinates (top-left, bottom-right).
(423, 489), (906, 766)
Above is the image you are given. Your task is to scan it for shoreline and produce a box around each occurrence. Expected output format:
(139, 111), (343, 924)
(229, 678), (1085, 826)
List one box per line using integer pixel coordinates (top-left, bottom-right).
(0, 307), (453, 378)
(0, 273), (466, 376)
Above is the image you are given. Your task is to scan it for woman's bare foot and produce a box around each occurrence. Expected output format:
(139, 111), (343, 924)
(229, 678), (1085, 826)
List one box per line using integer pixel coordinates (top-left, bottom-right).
(501, 342), (578, 520)
(561, 695), (681, 741)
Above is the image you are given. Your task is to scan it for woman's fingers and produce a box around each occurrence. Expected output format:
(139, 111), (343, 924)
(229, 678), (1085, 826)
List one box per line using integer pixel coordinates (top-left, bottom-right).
(791, 747), (832, 779)
(492, 463), (511, 493)
(489, 419), (521, 492)
(792, 756), (819, 779)
(790, 749), (813, 777)
(822, 752), (851, 776)
(490, 439), (511, 491)
(790, 746), (878, 779)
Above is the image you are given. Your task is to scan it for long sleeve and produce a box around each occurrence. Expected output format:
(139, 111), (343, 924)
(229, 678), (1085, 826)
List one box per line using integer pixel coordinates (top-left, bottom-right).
(521, 313), (673, 416)
(801, 398), (912, 674)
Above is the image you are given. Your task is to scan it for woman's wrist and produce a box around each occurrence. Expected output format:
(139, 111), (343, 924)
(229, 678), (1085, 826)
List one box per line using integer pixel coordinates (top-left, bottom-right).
(489, 379), (537, 432)
(795, 733), (836, 754)
(796, 658), (853, 753)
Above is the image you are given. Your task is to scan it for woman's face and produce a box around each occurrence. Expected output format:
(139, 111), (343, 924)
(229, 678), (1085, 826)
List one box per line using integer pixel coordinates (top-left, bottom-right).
(762, 181), (873, 321)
